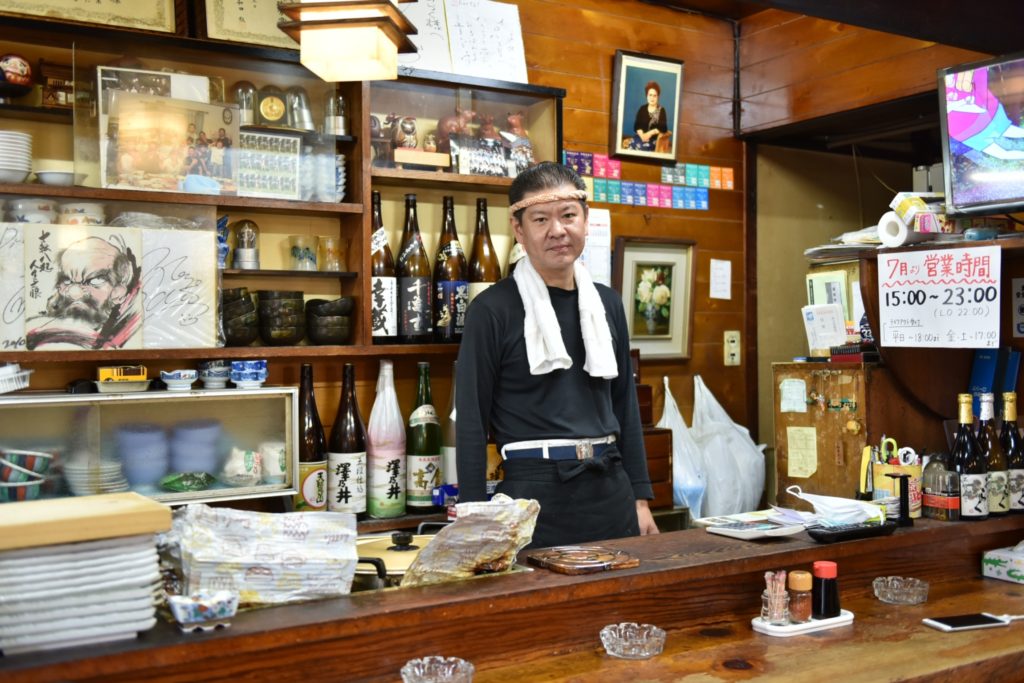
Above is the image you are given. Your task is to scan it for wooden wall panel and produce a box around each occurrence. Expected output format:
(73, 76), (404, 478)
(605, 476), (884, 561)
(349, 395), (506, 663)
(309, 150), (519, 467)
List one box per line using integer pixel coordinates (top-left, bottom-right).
(738, 9), (988, 133)
(510, 0), (748, 426)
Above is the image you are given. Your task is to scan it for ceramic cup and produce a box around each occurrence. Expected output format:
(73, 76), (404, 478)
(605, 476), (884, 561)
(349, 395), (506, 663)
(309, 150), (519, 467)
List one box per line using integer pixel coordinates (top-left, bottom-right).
(9, 210), (55, 223)
(258, 441), (287, 484)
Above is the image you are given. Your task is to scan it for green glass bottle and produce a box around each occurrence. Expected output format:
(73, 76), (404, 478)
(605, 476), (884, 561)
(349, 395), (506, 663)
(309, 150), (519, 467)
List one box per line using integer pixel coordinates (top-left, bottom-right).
(406, 361), (442, 513)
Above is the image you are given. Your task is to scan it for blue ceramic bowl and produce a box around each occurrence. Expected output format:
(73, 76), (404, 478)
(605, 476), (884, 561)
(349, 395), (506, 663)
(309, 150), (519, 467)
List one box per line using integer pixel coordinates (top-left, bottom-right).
(231, 360), (267, 373)
(230, 369), (268, 382)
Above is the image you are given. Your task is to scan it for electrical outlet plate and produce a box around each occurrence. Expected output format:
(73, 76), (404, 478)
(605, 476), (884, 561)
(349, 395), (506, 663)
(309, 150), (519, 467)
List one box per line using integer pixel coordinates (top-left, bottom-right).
(724, 330), (741, 366)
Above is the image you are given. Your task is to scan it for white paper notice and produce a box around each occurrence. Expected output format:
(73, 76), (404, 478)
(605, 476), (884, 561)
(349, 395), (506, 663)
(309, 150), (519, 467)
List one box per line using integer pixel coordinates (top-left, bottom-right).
(581, 208), (611, 286)
(141, 228), (217, 349)
(801, 304), (847, 351)
(779, 379), (808, 413)
(877, 246), (1000, 348)
(709, 258), (731, 300)
(398, 0), (455, 74)
(1013, 278), (1024, 338)
(786, 426), (818, 478)
(444, 0), (528, 83)
(0, 224), (25, 351)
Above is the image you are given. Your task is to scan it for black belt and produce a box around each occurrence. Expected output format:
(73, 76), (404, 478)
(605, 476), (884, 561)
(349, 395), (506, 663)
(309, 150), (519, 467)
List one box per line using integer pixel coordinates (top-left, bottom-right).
(503, 442), (614, 461)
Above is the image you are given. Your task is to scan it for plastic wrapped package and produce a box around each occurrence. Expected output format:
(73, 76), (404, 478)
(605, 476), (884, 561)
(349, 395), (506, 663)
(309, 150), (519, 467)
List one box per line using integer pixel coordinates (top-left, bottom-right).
(656, 376), (707, 515)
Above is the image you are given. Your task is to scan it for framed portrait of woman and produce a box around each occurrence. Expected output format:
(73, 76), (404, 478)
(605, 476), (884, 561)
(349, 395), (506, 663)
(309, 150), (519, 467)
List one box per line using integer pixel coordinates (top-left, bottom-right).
(609, 50), (684, 163)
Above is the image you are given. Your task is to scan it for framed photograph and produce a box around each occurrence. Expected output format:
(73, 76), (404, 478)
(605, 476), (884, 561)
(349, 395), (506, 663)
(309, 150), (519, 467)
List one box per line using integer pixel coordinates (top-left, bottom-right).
(612, 237), (696, 359)
(609, 50), (684, 163)
(238, 131), (302, 200)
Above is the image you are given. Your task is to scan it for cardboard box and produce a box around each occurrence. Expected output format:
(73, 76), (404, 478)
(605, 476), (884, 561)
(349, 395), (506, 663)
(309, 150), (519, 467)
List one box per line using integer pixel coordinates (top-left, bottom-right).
(982, 546), (1024, 585)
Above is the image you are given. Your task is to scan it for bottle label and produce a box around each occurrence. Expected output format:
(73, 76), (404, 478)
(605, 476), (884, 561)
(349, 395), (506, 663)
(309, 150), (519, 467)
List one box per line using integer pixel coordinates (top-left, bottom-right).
(988, 469), (1010, 513)
(1011, 468), (1024, 511)
(441, 445), (458, 487)
(960, 473), (989, 517)
(434, 280), (469, 339)
(371, 228), (389, 255)
(468, 281), (493, 303)
(436, 240), (464, 261)
(922, 492), (961, 521)
(367, 448), (406, 518)
(398, 237), (422, 264)
(327, 451), (366, 514)
(399, 276), (431, 336)
(294, 460), (327, 511)
(409, 404), (439, 426)
(508, 242), (525, 265)
(371, 276), (398, 337)
(407, 454), (441, 508)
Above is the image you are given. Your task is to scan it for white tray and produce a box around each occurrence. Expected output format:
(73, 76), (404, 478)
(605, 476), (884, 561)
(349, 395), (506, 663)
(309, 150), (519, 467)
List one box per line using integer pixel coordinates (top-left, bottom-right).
(751, 609), (854, 637)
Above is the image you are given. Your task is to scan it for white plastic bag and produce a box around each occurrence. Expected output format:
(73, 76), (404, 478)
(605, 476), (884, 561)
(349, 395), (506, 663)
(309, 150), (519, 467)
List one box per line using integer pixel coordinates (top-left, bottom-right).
(690, 374), (765, 516)
(786, 486), (884, 524)
(655, 376), (707, 515)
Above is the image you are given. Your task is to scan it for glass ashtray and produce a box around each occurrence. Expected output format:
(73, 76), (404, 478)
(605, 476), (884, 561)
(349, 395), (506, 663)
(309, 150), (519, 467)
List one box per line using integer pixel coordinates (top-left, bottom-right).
(599, 622), (666, 660)
(400, 655), (475, 683)
(873, 576), (929, 605)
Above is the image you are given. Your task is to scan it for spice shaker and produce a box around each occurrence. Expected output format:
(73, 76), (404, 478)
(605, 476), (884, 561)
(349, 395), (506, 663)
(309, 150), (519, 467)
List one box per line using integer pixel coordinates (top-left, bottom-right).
(787, 570), (812, 623)
(812, 560), (841, 619)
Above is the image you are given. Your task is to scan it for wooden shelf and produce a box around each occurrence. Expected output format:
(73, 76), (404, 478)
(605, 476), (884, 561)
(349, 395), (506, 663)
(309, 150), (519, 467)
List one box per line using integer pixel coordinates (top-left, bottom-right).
(372, 167), (513, 192)
(0, 182), (362, 215)
(2, 343), (460, 363)
(0, 103), (72, 124)
(222, 269), (358, 279)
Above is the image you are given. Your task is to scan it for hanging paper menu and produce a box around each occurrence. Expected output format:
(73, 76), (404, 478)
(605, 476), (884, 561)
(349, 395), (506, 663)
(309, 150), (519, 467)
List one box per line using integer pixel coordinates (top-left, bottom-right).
(877, 246), (1000, 349)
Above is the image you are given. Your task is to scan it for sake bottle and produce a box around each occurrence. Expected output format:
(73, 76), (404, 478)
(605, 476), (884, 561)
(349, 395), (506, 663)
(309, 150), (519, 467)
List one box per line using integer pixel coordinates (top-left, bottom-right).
(468, 198), (500, 302)
(370, 190), (397, 344)
(1002, 392), (1024, 513)
(433, 196), (468, 343)
(327, 363), (367, 519)
(367, 360), (406, 518)
(294, 363), (327, 511)
(953, 392), (988, 521)
(407, 361), (442, 513)
(441, 361), (458, 488)
(979, 392), (1008, 515)
(396, 194), (432, 343)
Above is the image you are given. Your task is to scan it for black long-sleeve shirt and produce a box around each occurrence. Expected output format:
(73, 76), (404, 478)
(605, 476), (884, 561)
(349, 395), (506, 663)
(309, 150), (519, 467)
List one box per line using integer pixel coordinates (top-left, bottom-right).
(455, 278), (653, 502)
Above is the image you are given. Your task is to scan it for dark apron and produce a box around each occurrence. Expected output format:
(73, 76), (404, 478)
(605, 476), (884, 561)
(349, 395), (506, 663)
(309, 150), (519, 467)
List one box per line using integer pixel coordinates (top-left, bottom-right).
(496, 445), (640, 549)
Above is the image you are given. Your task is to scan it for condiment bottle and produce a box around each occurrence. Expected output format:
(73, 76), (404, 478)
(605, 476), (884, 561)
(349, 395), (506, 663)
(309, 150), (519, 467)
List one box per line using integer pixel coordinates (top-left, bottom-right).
(811, 560), (840, 619)
(787, 570), (812, 623)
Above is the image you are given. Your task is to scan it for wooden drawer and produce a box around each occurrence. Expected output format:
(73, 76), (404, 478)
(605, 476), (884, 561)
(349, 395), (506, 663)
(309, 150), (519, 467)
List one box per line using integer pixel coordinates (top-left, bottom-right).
(643, 426), (673, 509)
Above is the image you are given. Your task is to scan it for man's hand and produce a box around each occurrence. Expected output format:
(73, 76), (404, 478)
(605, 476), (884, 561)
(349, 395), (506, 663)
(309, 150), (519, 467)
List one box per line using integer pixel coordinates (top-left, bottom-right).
(636, 499), (659, 536)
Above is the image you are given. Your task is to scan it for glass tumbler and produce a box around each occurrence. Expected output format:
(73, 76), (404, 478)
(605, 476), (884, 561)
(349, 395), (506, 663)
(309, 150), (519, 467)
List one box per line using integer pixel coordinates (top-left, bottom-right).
(760, 590), (790, 626)
(318, 236), (345, 272)
(288, 235), (318, 272)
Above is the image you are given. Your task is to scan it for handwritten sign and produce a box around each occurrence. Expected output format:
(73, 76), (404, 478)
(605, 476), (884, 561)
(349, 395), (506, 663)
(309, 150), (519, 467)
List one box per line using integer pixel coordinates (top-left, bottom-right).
(142, 228), (217, 349)
(203, 0), (295, 50)
(399, 0), (454, 74)
(0, 224), (25, 351)
(445, 0), (528, 83)
(877, 246), (1001, 349)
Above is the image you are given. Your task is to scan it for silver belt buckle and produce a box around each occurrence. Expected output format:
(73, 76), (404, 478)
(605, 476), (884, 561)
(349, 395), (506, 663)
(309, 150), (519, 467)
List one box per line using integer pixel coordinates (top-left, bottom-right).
(575, 441), (593, 460)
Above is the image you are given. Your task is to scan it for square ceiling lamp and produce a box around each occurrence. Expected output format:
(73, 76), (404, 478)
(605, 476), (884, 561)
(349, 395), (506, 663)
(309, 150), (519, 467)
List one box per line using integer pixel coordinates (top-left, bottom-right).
(278, 1), (418, 82)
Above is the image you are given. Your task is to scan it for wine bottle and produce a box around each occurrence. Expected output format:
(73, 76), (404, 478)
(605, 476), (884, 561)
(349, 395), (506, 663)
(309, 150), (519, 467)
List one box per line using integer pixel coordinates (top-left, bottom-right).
(327, 363), (367, 519)
(505, 240), (525, 277)
(433, 196), (468, 343)
(1002, 391), (1024, 513)
(370, 190), (398, 344)
(407, 361), (442, 513)
(921, 451), (960, 521)
(294, 363), (327, 511)
(366, 360), (406, 519)
(396, 193), (432, 343)
(979, 392), (1009, 515)
(468, 198), (501, 302)
(953, 392), (988, 520)
(441, 361), (457, 488)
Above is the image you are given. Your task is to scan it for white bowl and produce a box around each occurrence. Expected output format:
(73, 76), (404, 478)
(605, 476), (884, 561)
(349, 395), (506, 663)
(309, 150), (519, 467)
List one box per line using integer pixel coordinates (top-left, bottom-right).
(9, 211), (56, 224)
(163, 379), (196, 392)
(9, 198), (55, 212)
(36, 171), (86, 186)
(0, 169), (29, 183)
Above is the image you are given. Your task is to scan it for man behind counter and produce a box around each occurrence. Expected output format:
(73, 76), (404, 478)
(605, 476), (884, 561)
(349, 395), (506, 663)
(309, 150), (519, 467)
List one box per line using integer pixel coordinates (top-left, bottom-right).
(456, 161), (658, 548)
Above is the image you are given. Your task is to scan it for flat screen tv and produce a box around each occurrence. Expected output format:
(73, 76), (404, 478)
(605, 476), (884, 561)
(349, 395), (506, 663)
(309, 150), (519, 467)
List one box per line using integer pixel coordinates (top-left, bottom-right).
(938, 51), (1024, 216)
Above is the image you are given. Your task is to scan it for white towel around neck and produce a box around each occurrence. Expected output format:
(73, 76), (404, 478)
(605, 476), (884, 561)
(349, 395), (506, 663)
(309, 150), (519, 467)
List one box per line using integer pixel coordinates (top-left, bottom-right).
(512, 255), (618, 379)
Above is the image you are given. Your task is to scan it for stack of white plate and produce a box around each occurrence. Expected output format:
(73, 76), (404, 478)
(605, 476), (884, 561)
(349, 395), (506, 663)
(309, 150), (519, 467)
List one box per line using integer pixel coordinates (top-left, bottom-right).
(0, 131), (32, 184)
(0, 534), (161, 654)
(63, 460), (130, 496)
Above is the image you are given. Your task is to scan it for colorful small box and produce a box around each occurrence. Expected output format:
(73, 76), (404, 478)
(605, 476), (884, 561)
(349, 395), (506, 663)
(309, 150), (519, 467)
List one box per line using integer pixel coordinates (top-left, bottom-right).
(982, 547), (1024, 585)
(660, 167), (672, 184)
(583, 176), (595, 201)
(698, 165), (711, 188)
(710, 166), (723, 189)
(672, 186), (686, 209)
(607, 179), (622, 204)
(607, 158), (622, 180)
(579, 152), (594, 177)
(684, 186), (697, 210)
(659, 184), (673, 208)
(685, 164), (698, 187)
(632, 182), (647, 207)
(722, 167), (734, 190)
(696, 187), (709, 210)
(620, 181), (635, 206)
(565, 150), (580, 173)
(593, 178), (608, 203)
(646, 183), (660, 207)
(593, 153), (609, 178)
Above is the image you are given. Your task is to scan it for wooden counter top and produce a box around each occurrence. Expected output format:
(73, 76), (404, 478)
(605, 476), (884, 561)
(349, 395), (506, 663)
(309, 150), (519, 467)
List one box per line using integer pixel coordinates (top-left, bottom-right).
(3, 516), (1023, 682)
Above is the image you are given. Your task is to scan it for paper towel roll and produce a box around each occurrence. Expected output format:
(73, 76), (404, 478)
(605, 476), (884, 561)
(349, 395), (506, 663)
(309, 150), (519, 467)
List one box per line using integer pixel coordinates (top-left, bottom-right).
(878, 211), (932, 248)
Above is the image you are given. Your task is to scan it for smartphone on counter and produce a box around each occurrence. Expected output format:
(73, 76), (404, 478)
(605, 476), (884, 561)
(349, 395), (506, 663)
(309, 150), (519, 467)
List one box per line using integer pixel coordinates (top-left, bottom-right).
(922, 613), (1011, 632)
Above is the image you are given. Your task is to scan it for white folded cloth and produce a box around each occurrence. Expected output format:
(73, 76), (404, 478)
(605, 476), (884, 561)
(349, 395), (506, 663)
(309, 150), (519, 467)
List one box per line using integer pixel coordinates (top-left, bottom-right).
(512, 255), (618, 379)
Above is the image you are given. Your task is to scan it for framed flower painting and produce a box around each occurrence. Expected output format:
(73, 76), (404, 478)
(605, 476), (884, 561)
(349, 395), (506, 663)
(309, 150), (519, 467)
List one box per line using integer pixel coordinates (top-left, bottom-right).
(612, 237), (695, 359)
